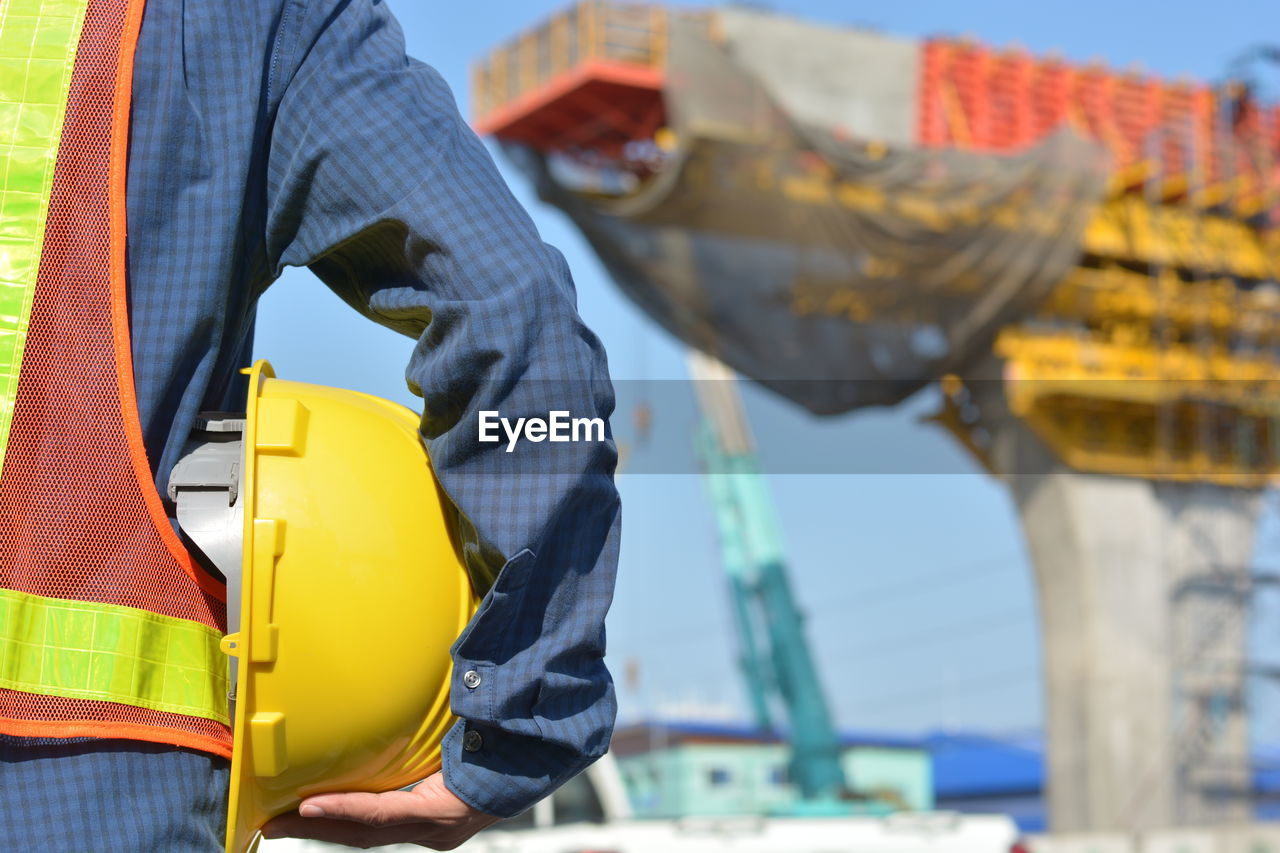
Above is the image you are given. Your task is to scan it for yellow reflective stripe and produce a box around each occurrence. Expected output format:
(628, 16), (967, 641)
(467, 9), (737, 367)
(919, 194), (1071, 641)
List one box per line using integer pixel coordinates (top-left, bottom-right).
(0, 587), (230, 724)
(0, 0), (91, 477)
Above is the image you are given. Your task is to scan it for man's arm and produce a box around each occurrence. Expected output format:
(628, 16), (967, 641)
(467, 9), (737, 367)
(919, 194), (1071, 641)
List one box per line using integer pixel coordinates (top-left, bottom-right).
(256, 0), (621, 844)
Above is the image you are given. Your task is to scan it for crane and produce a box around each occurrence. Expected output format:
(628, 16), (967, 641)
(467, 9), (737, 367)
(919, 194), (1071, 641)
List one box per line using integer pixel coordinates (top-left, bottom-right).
(688, 352), (851, 811)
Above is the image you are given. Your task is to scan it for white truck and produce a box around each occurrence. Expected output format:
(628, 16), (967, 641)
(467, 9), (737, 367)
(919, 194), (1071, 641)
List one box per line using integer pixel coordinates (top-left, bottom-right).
(262, 754), (1024, 853)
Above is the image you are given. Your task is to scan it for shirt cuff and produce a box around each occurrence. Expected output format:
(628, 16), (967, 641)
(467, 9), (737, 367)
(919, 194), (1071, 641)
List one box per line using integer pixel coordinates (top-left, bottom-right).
(440, 717), (589, 818)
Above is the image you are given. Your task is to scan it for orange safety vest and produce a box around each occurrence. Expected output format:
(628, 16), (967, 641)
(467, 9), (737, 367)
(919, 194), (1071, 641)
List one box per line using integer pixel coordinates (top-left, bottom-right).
(0, 0), (232, 758)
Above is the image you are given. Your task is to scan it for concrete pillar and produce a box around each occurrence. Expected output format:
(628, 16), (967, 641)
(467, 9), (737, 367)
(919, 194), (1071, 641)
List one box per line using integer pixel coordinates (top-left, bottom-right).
(988, 414), (1258, 832)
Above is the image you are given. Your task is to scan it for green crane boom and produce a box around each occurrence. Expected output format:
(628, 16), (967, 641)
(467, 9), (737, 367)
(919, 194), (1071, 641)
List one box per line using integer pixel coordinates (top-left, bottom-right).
(689, 353), (849, 807)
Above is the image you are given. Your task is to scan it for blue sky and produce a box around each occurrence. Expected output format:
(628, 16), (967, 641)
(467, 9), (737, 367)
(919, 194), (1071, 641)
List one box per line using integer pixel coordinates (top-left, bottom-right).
(253, 1), (1280, 739)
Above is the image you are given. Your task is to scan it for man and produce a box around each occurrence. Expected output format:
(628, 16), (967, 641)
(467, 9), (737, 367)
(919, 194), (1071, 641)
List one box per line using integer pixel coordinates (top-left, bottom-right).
(0, 0), (620, 850)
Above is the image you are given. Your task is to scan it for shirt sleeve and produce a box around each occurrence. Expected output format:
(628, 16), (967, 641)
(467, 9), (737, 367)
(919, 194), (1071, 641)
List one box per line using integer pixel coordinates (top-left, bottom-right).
(262, 0), (621, 817)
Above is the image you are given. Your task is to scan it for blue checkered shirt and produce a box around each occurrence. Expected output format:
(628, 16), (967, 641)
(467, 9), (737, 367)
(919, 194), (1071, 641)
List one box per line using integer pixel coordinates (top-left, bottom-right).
(5, 0), (620, 829)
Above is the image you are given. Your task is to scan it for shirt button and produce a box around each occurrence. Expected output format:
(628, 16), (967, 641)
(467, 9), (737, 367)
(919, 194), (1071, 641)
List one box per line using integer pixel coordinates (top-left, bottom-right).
(463, 670), (482, 689)
(463, 730), (483, 753)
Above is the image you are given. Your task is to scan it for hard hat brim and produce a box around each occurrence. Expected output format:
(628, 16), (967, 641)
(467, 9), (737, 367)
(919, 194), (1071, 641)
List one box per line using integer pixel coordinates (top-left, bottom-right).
(224, 360), (477, 853)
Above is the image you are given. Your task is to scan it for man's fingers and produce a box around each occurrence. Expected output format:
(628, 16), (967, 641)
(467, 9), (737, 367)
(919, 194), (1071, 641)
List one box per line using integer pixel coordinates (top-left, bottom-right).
(256, 775), (494, 849)
(260, 811), (450, 849)
(261, 813), (377, 847)
(298, 789), (435, 827)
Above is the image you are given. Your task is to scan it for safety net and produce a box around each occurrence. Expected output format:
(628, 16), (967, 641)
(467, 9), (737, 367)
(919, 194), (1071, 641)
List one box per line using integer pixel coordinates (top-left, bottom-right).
(507, 13), (1112, 413)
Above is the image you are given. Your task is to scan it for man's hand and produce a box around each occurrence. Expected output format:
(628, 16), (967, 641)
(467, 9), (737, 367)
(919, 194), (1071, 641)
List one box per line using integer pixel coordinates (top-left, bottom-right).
(260, 772), (500, 850)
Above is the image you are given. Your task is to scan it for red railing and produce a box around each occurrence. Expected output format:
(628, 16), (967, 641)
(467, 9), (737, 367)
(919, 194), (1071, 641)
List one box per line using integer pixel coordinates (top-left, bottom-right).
(918, 39), (1280, 219)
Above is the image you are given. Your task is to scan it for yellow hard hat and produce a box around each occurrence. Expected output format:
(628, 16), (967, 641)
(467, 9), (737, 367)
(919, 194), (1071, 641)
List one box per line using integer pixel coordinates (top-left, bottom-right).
(170, 361), (477, 853)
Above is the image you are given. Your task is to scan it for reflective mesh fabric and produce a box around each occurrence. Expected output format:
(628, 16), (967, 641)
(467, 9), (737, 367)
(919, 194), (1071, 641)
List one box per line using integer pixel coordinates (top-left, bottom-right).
(0, 0), (87, 469)
(0, 687), (232, 754)
(0, 0), (231, 757)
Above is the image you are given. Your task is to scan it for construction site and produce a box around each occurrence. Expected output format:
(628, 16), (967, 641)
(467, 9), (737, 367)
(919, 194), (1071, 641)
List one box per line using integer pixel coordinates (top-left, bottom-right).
(230, 1), (1280, 850)
(6, 0), (1280, 848)
(459, 1), (1280, 850)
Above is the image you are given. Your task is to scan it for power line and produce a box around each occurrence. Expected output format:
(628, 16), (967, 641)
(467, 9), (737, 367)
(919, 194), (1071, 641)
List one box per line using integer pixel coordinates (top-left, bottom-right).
(805, 549), (1025, 619)
(617, 549), (1028, 653)
(849, 664), (1040, 715)
(619, 597), (1034, 661)
(832, 603), (1033, 662)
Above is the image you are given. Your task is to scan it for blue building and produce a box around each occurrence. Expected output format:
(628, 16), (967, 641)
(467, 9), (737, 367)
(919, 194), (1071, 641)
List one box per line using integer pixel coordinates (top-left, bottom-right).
(610, 721), (933, 818)
(931, 732), (1280, 832)
(609, 722), (1280, 830)
(928, 733), (1048, 832)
